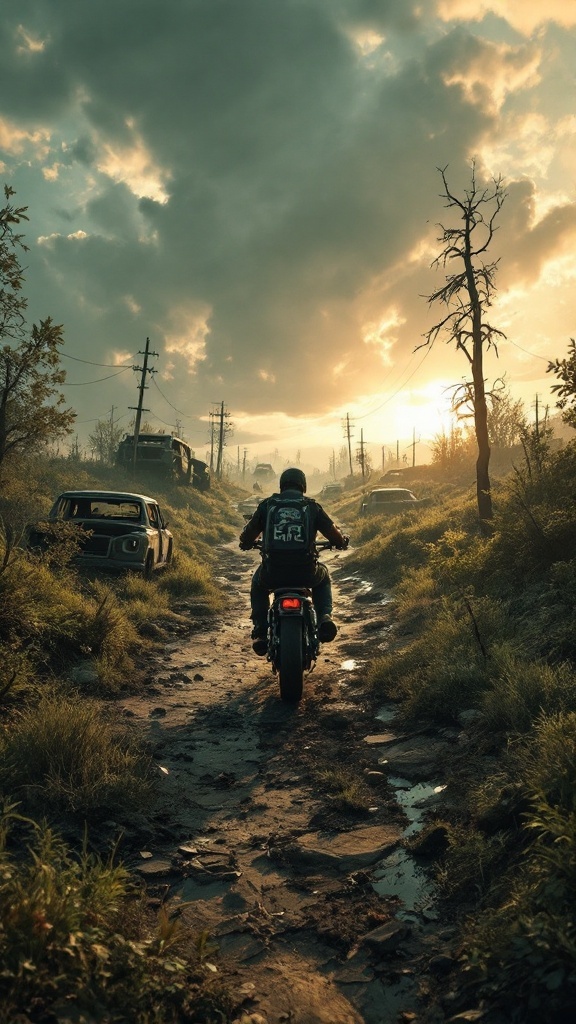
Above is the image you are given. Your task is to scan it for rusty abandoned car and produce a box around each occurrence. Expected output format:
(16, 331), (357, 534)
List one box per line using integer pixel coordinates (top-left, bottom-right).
(28, 490), (173, 577)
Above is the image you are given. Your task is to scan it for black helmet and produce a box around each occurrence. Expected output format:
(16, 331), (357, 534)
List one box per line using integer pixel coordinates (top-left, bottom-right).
(279, 467), (307, 493)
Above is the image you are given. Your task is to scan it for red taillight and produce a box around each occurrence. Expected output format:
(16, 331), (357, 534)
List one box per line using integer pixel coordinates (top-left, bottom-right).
(281, 597), (301, 610)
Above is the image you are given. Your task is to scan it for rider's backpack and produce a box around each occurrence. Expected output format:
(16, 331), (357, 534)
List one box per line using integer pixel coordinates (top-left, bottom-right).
(262, 495), (314, 566)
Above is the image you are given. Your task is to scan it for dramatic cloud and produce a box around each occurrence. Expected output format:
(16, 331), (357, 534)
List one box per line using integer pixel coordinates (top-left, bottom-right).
(0, 0), (574, 459)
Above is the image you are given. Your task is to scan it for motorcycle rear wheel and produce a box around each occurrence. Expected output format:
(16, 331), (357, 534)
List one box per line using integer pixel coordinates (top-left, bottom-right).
(278, 616), (304, 703)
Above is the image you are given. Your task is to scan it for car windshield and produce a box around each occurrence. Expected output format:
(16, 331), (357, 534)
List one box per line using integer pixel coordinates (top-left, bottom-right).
(66, 499), (143, 520)
(372, 490), (414, 502)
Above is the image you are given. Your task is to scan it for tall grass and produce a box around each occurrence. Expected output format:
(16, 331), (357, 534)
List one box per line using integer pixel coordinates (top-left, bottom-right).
(0, 806), (233, 1024)
(0, 692), (154, 815)
(351, 440), (576, 1018)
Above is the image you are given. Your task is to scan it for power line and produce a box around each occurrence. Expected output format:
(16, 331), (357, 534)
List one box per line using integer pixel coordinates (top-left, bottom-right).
(355, 343), (434, 420)
(504, 338), (550, 362)
(61, 352), (134, 367)
(151, 376), (192, 417)
(62, 368), (131, 385)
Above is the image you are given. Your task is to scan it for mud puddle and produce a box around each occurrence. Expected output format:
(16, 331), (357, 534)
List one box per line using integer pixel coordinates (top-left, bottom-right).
(118, 542), (452, 1024)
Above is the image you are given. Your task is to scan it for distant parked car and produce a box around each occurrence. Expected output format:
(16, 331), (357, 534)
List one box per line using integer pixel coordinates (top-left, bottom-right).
(318, 482), (345, 501)
(379, 470), (405, 483)
(253, 463), (275, 484)
(360, 487), (431, 516)
(238, 495), (263, 518)
(28, 490), (173, 577)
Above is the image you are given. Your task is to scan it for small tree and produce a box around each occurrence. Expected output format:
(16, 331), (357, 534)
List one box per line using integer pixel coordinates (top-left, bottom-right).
(548, 338), (576, 428)
(424, 164), (506, 531)
(88, 418), (124, 465)
(0, 185), (74, 476)
(486, 382), (526, 448)
(430, 425), (475, 473)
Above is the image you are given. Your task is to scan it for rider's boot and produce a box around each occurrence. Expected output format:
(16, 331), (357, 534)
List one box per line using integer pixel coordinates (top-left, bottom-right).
(251, 623), (268, 656)
(318, 614), (338, 642)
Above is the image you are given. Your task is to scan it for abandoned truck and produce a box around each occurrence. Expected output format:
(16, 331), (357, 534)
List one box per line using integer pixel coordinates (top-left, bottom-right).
(115, 434), (210, 490)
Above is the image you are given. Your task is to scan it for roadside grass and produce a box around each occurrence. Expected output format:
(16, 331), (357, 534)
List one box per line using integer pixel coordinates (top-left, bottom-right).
(0, 691), (154, 816)
(0, 807), (234, 1024)
(157, 550), (224, 611)
(350, 441), (576, 1018)
(315, 766), (373, 814)
(0, 456), (246, 1020)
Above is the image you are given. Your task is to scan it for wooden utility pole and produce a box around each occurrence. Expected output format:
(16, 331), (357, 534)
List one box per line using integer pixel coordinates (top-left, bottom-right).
(216, 401), (225, 479)
(357, 428), (367, 481)
(342, 413), (354, 476)
(209, 412), (215, 471)
(211, 401), (232, 480)
(129, 337), (158, 473)
(242, 447), (248, 482)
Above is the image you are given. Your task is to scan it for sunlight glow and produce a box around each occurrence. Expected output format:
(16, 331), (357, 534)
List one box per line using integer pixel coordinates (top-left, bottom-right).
(0, 117), (50, 157)
(363, 310), (404, 362)
(258, 370), (276, 384)
(16, 26), (47, 54)
(97, 124), (171, 203)
(163, 306), (210, 375)
(437, 0), (576, 33)
(442, 41), (541, 115)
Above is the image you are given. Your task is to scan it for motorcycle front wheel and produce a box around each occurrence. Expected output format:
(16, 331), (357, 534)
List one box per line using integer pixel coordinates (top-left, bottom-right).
(278, 616), (304, 704)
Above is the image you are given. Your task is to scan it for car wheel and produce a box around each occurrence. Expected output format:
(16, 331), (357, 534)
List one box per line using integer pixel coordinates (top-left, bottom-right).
(143, 551), (155, 579)
(166, 540), (173, 565)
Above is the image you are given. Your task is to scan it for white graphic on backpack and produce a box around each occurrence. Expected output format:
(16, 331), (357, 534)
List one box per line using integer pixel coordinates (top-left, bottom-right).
(273, 507), (304, 543)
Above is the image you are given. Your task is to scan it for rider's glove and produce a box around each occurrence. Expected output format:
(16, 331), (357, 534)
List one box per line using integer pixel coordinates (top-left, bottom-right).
(239, 540), (251, 550)
(338, 535), (350, 550)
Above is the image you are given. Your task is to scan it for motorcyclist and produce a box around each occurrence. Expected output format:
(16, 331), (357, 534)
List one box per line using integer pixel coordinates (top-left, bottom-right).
(239, 467), (349, 655)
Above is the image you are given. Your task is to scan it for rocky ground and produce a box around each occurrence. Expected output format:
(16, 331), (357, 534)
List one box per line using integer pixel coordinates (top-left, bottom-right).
(115, 541), (469, 1024)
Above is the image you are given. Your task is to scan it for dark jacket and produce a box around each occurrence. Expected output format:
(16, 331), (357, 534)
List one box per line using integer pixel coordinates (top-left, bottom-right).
(239, 488), (346, 551)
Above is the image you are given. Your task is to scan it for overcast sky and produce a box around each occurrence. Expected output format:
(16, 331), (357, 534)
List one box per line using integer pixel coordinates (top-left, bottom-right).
(1, 0), (575, 467)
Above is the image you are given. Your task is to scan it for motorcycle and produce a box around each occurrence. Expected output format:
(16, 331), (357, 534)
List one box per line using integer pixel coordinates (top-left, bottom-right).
(251, 540), (333, 703)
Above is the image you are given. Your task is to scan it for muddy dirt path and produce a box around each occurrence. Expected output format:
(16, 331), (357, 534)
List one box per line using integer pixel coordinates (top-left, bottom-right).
(118, 543), (455, 1024)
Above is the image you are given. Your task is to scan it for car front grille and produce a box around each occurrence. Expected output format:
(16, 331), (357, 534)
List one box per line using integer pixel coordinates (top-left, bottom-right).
(81, 535), (111, 556)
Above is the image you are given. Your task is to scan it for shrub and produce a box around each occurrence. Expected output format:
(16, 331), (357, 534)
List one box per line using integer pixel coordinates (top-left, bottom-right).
(0, 693), (154, 816)
(480, 655), (576, 739)
(0, 806), (233, 1024)
(157, 552), (223, 610)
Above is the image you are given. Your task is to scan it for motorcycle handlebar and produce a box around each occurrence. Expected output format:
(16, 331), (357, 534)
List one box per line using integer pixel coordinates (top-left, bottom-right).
(250, 539), (337, 551)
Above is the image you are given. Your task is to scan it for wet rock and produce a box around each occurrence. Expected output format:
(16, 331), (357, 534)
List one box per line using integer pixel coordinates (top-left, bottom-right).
(428, 953), (456, 975)
(378, 737), (454, 780)
(136, 858), (176, 878)
(361, 919), (411, 953)
(476, 783), (530, 834)
(178, 842), (199, 856)
(285, 823), (402, 872)
(364, 732), (398, 746)
(69, 661), (99, 686)
(458, 709), (483, 727)
(409, 824), (450, 858)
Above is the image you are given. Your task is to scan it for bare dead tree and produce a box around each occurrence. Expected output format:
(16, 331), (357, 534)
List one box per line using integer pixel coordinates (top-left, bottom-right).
(423, 164), (507, 532)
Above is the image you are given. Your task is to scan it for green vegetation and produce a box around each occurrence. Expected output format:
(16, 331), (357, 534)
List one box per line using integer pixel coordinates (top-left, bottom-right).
(0, 806), (234, 1024)
(346, 434), (576, 1018)
(0, 450), (245, 1022)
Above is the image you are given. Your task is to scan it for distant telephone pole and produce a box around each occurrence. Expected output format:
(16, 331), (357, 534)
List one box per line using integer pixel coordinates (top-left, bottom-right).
(342, 413), (354, 476)
(211, 401), (232, 480)
(356, 428), (367, 481)
(129, 337), (158, 472)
